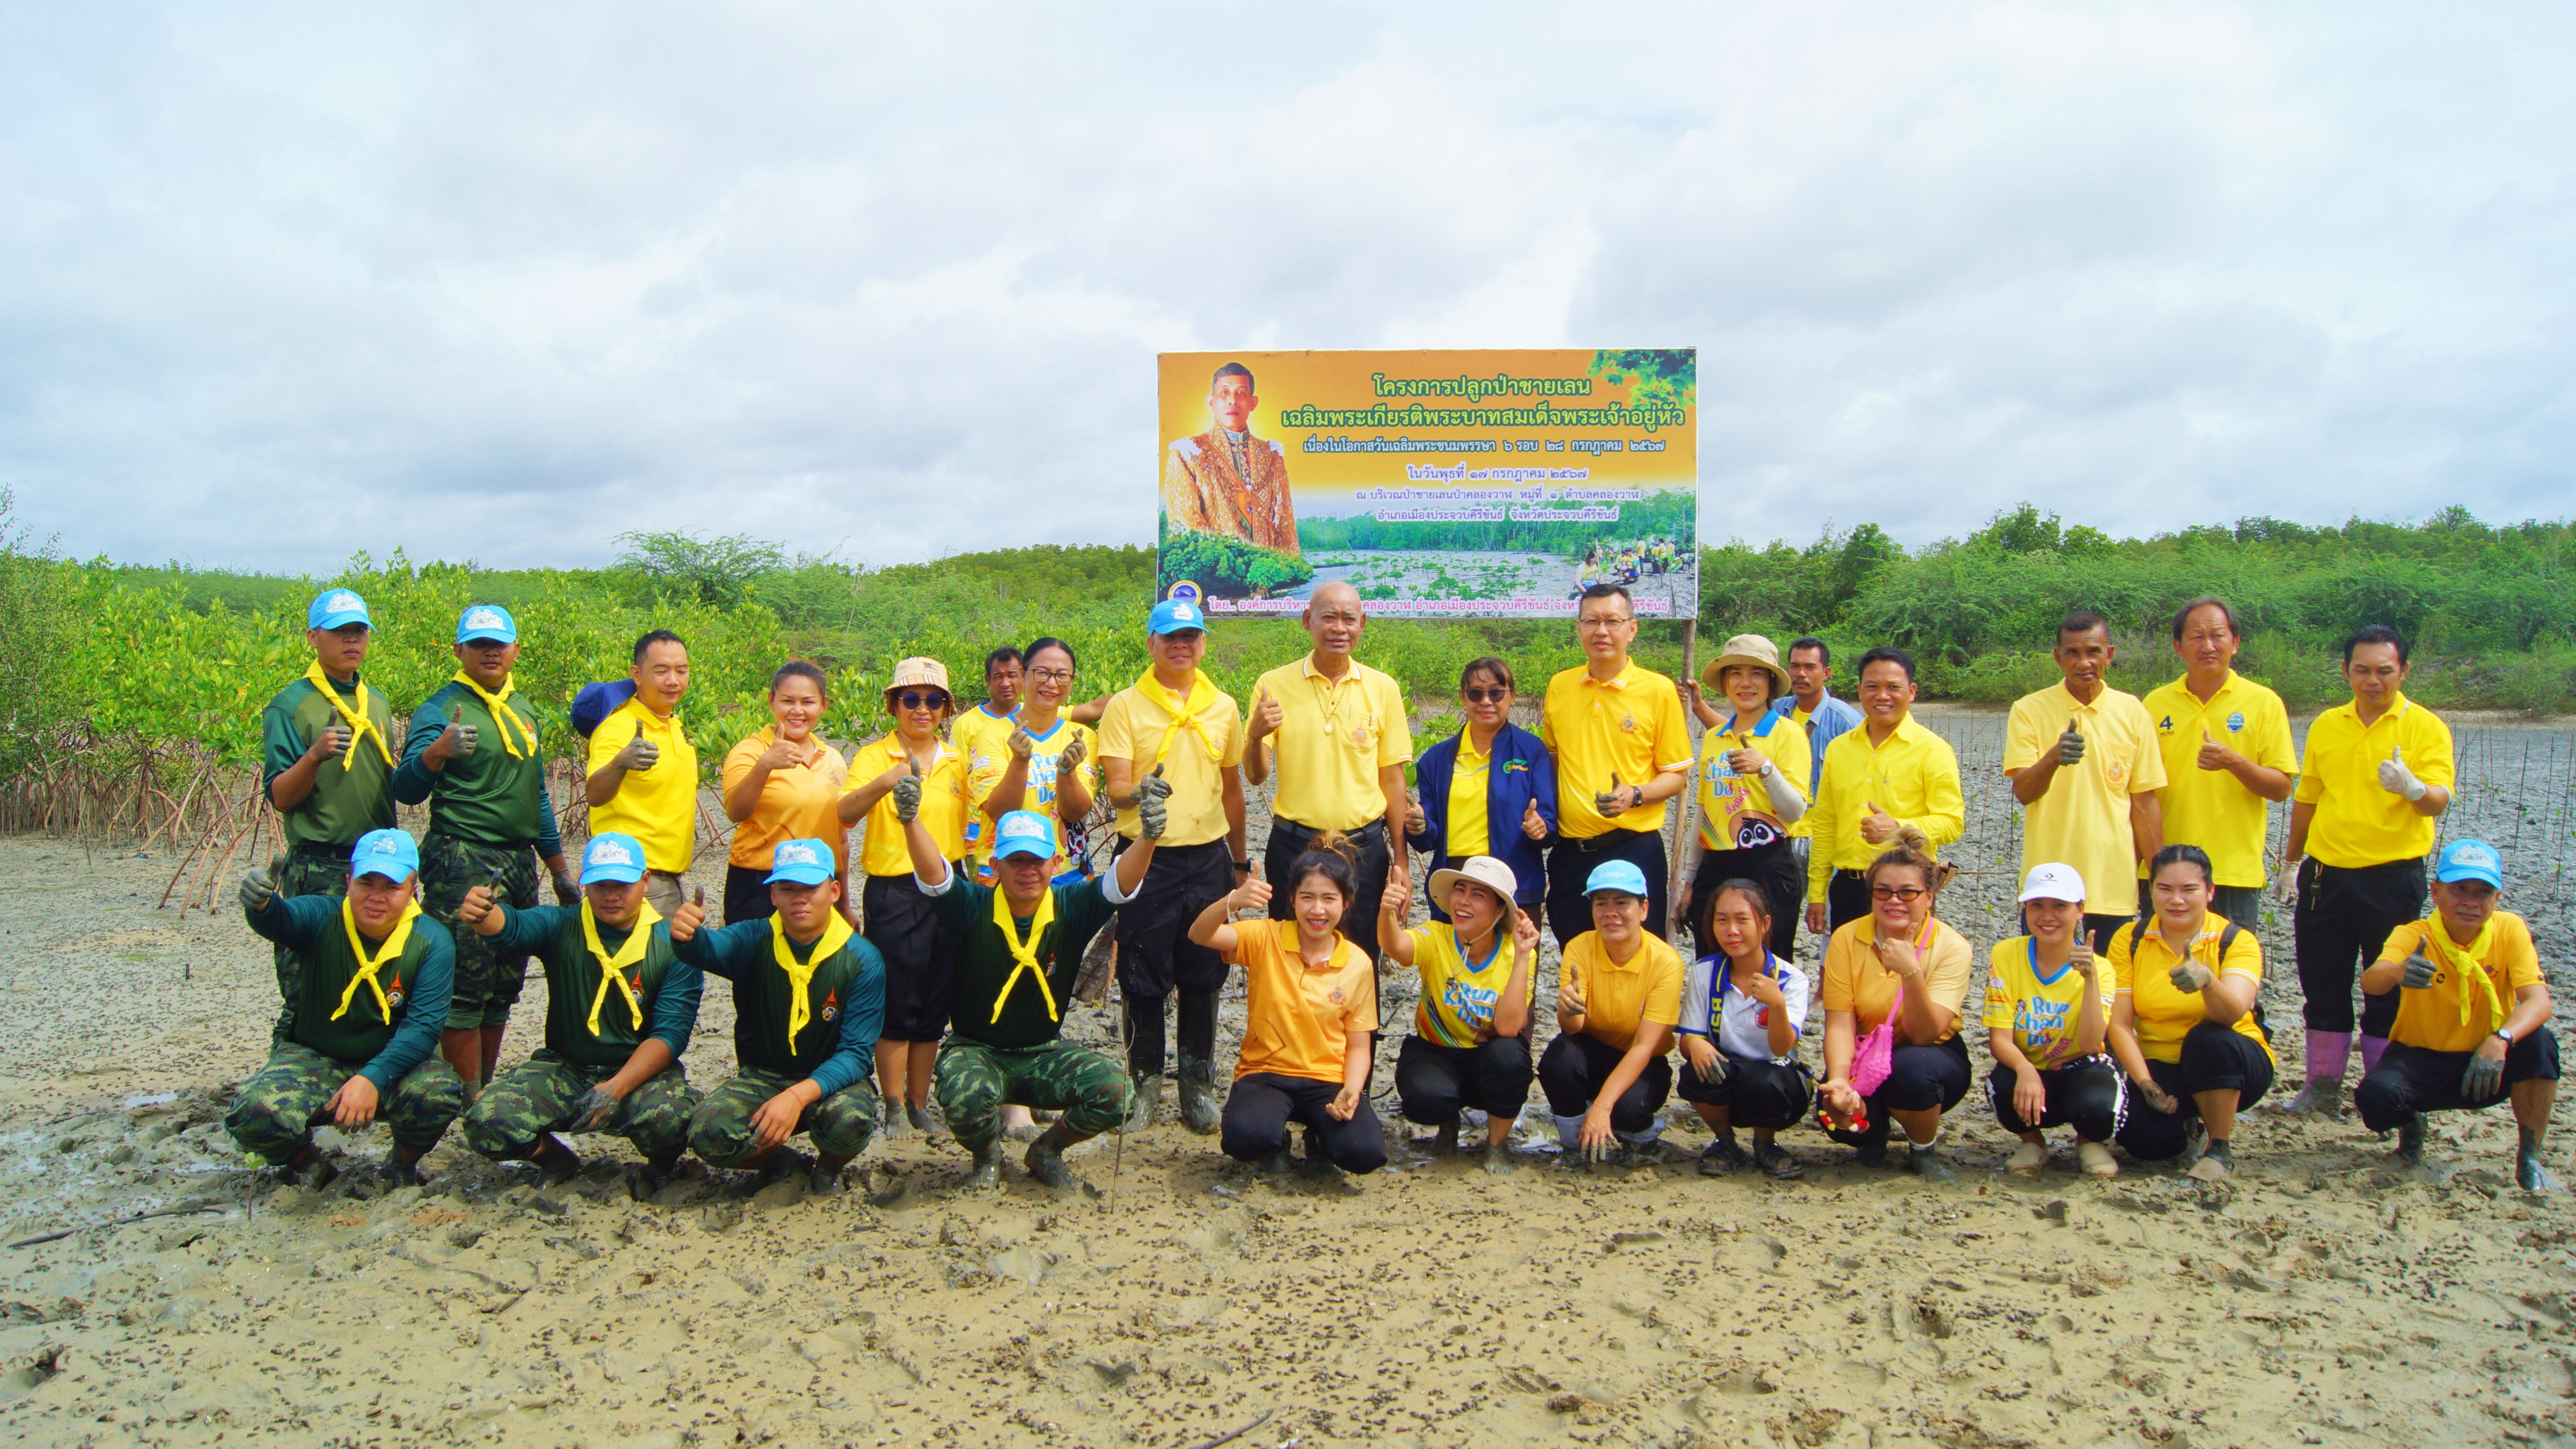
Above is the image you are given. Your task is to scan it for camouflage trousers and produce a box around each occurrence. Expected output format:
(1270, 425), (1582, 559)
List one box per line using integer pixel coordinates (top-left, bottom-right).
(688, 1067), (879, 1168)
(225, 1041), (464, 1163)
(460, 1050), (701, 1163)
(934, 1038), (1133, 1154)
(272, 846), (355, 1003)
(418, 832), (539, 1031)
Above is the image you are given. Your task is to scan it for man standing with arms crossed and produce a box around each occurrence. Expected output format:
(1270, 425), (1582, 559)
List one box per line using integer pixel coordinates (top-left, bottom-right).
(2277, 624), (2455, 1116)
(1540, 583), (1694, 946)
(1804, 647), (1965, 934)
(258, 588), (400, 1002)
(1245, 580), (1414, 953)
(2003, 611), (2167, 953)
(2142, 598), (2295, 931)
(584, 629), (699, 916)
(1098, 599), (1248, 1134)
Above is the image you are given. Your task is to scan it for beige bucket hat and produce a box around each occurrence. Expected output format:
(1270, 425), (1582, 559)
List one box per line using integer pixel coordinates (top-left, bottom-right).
(883, 656), (955, 715)
(1699, 633), (1789, 699)
(1427, 855), (1522, 915)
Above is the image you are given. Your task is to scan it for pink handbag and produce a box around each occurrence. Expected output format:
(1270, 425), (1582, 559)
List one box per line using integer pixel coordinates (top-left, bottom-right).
(1850, 983), (1903, 1097)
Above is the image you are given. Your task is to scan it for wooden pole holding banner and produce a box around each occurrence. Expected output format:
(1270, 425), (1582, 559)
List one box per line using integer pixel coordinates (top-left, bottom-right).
(1668, 618), (1698, 938)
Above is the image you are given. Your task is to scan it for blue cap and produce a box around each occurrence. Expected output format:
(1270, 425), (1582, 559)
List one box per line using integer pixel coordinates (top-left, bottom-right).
(766, 837), (836, 886)
(1584, 860), (1650, 898)
(307, 588), (373, 631)
(580, 833), (649, 885)
(455, 603), (518, 644)
(349, 829), (419, 884)
(991, 810), (1056, 860)
(1148, 598), (1206, 635)
(2435, 838), (2503, 890)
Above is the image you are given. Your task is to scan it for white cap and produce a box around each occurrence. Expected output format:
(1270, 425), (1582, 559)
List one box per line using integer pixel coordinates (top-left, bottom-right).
(2018, 862), (2086, 904)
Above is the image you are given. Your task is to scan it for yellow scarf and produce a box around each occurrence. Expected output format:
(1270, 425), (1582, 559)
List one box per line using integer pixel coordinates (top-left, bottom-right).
(450, 671), (537, 758)
(2419, 917), (2507, 1030)
(771, 910), (855, 1052)
(1132, 668), (1224, 766)
(334, 897), (423, 1022)
(988, 885), (1061, 1024)
(580, 899), (662, 1036)
(302, 663), (394, 770)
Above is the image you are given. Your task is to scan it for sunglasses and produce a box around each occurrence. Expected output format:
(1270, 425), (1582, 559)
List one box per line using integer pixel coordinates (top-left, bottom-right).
(1870, 885), (1926, 902)
(894, 691), (948, 711)
(1462, 687), (1510, 703)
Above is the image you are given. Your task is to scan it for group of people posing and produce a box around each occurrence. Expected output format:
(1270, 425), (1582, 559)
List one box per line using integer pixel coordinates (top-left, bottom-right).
(224, 577), (2560, 1199)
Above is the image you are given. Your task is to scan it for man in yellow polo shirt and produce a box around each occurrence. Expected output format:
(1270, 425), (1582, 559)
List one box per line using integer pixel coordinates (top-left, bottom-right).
(1245, 580), (1414, 950)
(1804, 647), (1965, 934)
(1097, 598), (1249, 1133)
(2142, 597), (2295, 931)
(2278, 623), (2455, 1116)
(2004, 611), (2166, 952)
(1539, 584), (1694, 947)
(585, 629), (700, 915)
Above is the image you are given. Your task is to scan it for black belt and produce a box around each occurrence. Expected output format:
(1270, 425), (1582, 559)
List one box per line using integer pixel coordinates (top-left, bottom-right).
(1561, 828), (1655, 854)
(1272, 816), (1385, 849)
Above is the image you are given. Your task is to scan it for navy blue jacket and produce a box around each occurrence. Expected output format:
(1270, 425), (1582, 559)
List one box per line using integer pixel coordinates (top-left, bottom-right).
(1406, 722), (1558, 917)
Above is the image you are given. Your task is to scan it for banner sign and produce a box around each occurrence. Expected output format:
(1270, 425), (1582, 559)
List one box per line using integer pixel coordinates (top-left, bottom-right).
(1156, 348), (1698, 618)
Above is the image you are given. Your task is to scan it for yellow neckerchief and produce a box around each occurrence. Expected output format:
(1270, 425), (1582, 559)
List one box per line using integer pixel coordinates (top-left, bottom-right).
(302, 663), (394, 770)
(771, 910), (855, 1052)
(988, 885), (1062, 1023)
(1132, 667), (1223, 765)
(450, 672), (537, 758)
(580, 899), (663, 1036)
(2419, 915), (2507, 1030)
(334, 897), (423, 1022)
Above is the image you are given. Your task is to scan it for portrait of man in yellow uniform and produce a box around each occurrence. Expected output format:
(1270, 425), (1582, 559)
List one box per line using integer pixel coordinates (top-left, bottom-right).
(1161, 361), (1300, 558)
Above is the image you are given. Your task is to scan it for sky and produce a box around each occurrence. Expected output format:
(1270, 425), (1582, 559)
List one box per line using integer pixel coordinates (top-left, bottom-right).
(3, 3), (2570, 575)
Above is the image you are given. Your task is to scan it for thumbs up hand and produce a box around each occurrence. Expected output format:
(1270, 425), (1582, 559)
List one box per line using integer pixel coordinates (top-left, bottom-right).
(1246, 685), (1285, 744)
(2377, 744), (2427, 801)
(2195, 728), (2239, 773)
(238, 854), (286, 915)
(1135, 761), (1174, 804)
(1593, 774), (1634, 818)
(617, 719), (660, 773)
(1521, 797), (1548, 841)
(892, 759), (926, 823)
(310, 723), (351, 762)
(1138, 763), (1171, 840)
(429, 703), (477, 764)
(2055, 717), (2087, 767)
(670, 886), (707, 943)
(1402, 788), (1426, 838)
(456, 883), (497, 927)
(1858, 799), (1899, 845)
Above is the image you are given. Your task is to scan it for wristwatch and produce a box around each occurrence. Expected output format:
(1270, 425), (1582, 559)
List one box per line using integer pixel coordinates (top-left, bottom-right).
(2495, 1029), (2515, 1047)
(1233, 858), (1253, 874)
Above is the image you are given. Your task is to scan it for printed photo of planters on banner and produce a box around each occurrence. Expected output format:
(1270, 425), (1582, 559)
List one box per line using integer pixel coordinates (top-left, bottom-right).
(1156, 348), (1699, 618)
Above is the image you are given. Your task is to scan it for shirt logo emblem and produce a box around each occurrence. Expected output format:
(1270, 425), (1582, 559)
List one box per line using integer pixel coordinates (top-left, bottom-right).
(1327, 987), (1346, 1004)
(386, 974), (405, 1011)
(2106, 761), (2128, 786)
(1618, 712), (1640, 734)
(820, 988), (839, 1022)
(2226, 712), (2245, 732)
(2157, 715), (2174, 735)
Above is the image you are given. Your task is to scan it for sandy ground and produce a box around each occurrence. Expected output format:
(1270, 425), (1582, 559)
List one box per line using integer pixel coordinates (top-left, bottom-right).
(3, 717), (2575, 1446)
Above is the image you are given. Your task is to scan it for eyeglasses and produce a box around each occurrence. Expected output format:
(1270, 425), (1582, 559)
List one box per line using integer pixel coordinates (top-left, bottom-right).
(1462, 688), (1509, 703)
(1870, 885), (1926, 902)
(1027, 667), (1074, 684)
(1577, 615), (1632, 631)
(895, 692), (948, 711)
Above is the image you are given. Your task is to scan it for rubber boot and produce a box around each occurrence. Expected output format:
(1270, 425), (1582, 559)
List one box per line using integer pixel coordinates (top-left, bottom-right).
(2358, 1034), (2390, 1076)
(1906, 1128), (1958, 1183)
(1024, 1121), (1082, 1190)
(2277, 1030), (2352, 1116)
(2394, 1113), (2427, 1164)
(1176, 1055), (1221, 1136)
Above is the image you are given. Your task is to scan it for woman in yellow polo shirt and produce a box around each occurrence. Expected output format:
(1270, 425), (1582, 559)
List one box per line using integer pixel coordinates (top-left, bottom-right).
(1377, 855), (1541, 1172)
(837, 657), (970, 1135)
(2108, 844), (2274, 1180)
(1188, 835), (1385, 1178)
(720, 662), (852, 925)
(1985, 863), (2122, 1179)
(970, 637), (1100, 882)
(1817, 829), (1975, 1180)
(1677, 634), (1808, 960)
(1537, 859), (1686, 1167)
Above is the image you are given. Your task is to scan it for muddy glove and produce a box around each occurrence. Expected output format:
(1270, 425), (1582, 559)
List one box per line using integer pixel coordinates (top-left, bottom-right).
(619, 720), (659, 773)
(2376, 745), (2426, 801)
(2461, 1042), (2508, 1100)
(238, 855), (285, 914)
(891, 759), (925, 823)
(440, 703), (478, 760)
(2056, 718), (2087, 767)
(568, 1086), (620, 1133)
(1136, 763), (1170, 839)
(2398, 949), (2437, 990)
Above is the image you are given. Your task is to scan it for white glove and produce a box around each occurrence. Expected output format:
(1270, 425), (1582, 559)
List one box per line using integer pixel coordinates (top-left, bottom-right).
(2376, 746), (2426, 802)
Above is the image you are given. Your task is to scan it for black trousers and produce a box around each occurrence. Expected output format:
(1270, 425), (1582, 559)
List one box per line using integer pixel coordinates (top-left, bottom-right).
(1221, 1072), (1387, 1173)
(723, 864), (775, 927)
(1688, 843), (1800, 959)
(1825, 1035), (1972, 1150)
(1675, 1054), (1813, 1131)
(1112, 839), (1232, 1078)
(862, 871), (954, 1042)
(2114, 1022), (2276, 1160)
(1537, 1031), (1674, 1134)
(2354, 1031), (2561, 1133)
(1266, 815), (1388, 1022)
(1987, 1056), (2126, 1142)
(2293, 856), (2425, 1037)
(1394, 1034), (1533, 1125)
(1825, 869), (1872, 934)
(1546, 830), (1672, 949)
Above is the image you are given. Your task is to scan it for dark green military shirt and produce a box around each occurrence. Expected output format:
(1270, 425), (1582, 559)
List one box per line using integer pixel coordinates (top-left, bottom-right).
(485, 903), (703, 1070)
(674, 921), (884, 1090)
(393, 679), (563, 856)
(260, 673), (398, 851)
(925, 873), (1121, 1050)
(246, 893), (454, 1089)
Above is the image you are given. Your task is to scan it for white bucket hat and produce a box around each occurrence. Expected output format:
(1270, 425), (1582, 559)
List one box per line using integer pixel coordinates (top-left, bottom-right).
(1427, 855), (1521, 915)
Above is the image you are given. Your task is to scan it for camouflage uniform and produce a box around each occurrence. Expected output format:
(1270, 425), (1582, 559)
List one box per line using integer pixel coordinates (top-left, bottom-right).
(671, 915), (889, 1169)
(226, 1041), (464, 1163)
(461, 1050), (700, 1161)
(935, 1040), (1132, 1154)
(418, 832), (541, 1031)
(687, 1068), (879, 1167)
(393, 675), (564, 1030)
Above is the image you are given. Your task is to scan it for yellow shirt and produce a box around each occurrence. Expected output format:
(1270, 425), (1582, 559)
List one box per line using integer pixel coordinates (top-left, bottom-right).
(1558, 930), (1684, 1052)
(2109, 913), (2270, 1064)
(1446, 739), (1492, 858)
(965, 715), (1100, 877)
(720, 730), (851, 873)
(1253, 656), (1414, 831)
(1804, 716), (1966, 902)
(2141, 673), (2296, 889)
(951, 704), (1022, 867)
(1820, 916), (1973, 1040)
(1097, 674), (1246, 849)
(1406, 922), (1531, 1048)
(586, 698), (700, 874)
(1982, 937), (2115, 1068)
(2293, 692), (2455, 869)
(2002, 682), (2168, 918)
(1229, 921), (1379, 1083)
(1694, 712), (1810, 851)
(1785, 706), (1819, 840)
(855, 735), (968, 878)
(1539, 662), (1694, 839)
(2378, 912), (2543, 1054)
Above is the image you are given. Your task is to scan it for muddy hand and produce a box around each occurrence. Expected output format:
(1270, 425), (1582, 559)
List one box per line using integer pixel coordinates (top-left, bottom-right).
(2056, 718), (2086, 767)
(238, 854), (286, 914)
(316, 722), (351, 761)
(891, 759), (924, 823)
(2461, 1044), (2507, 1100)
(2167, 959), (2211, 994)
(1137, 776), (1170, 840)
(1007, 725), (1035, 762)
(436, 703), (477, 761)
(568, 1087), (620, 1133)
(1593, 774), (1631, 817)
(2399, 949), (2437, 990)
(1136, 761), (1173, 804)
(621, 720), (659, 773)
(1057, 733), (1086, 773)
